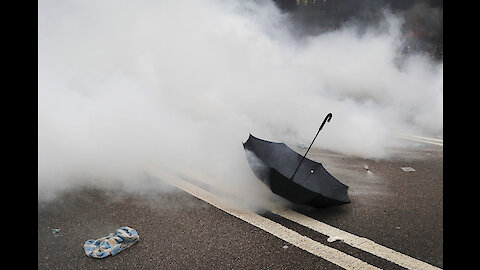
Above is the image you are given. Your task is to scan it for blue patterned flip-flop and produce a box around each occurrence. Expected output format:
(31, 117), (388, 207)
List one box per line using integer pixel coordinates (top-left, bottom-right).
(83, 227), (139, 258)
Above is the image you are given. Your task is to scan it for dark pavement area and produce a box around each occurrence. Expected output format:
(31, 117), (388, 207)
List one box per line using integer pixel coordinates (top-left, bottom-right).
(38, 140), (442, 269)
(38, 189), (342, 270)
(280, 141), (443, 268)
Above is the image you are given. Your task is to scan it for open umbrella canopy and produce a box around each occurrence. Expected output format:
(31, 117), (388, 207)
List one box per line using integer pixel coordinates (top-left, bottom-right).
(243, 114), (350, 208)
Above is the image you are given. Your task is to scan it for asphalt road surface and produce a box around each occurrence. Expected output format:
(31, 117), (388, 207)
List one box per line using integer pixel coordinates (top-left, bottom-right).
(38, 135), (442, 269)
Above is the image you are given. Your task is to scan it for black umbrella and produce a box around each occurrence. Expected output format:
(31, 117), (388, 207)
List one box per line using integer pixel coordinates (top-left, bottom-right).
(243, 113), (350, 207)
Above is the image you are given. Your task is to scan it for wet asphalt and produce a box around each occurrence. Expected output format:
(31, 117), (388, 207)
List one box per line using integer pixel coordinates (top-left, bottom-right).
(38, 141), (442, 269)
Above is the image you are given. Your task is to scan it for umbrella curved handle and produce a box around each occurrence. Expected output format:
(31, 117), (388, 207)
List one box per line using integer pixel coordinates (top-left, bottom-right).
(318, 113), (332, 133)
(291, 113), (333, 181)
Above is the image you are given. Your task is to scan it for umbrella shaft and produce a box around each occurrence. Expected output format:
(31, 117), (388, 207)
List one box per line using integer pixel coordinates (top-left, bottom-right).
(291, 113), (332, 180)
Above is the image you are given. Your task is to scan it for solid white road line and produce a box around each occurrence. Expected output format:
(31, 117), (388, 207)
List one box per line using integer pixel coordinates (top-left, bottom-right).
(173, 168), (442, 270)
(403, 135), (443, 143)
(146, 166), (380, 270)
(272, 209), (441, 270)
(397, 134), (443, 146)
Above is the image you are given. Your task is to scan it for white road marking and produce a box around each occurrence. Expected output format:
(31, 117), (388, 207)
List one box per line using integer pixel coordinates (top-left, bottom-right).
(146, 166), (380, 270)
(171, 168), (442, 270)
(272, 208), (441, 270)
(401, 134), (443, 143)
(397, 134), (443, 146)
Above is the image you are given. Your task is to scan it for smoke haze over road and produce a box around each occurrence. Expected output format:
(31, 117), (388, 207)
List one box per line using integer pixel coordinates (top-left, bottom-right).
(38, 0), (442, 207)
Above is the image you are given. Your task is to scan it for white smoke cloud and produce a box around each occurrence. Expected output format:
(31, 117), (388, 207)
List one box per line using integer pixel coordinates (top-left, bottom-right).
(38, 0), (442, 206)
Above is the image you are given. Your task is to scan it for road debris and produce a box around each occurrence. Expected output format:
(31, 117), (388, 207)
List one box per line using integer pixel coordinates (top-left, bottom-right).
(83, 227), (139, 258)
(298, 144), (307, 149)
(401, 167), (416, 172)
(52, 228), (61, 236)
(327, 236), (344, 243)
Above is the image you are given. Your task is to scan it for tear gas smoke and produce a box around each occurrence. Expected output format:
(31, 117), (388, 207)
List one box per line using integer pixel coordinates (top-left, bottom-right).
(38, 0), (443, 208)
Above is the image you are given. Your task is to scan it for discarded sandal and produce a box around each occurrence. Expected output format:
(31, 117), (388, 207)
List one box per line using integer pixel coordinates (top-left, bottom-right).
(83, 227), (139, 258)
